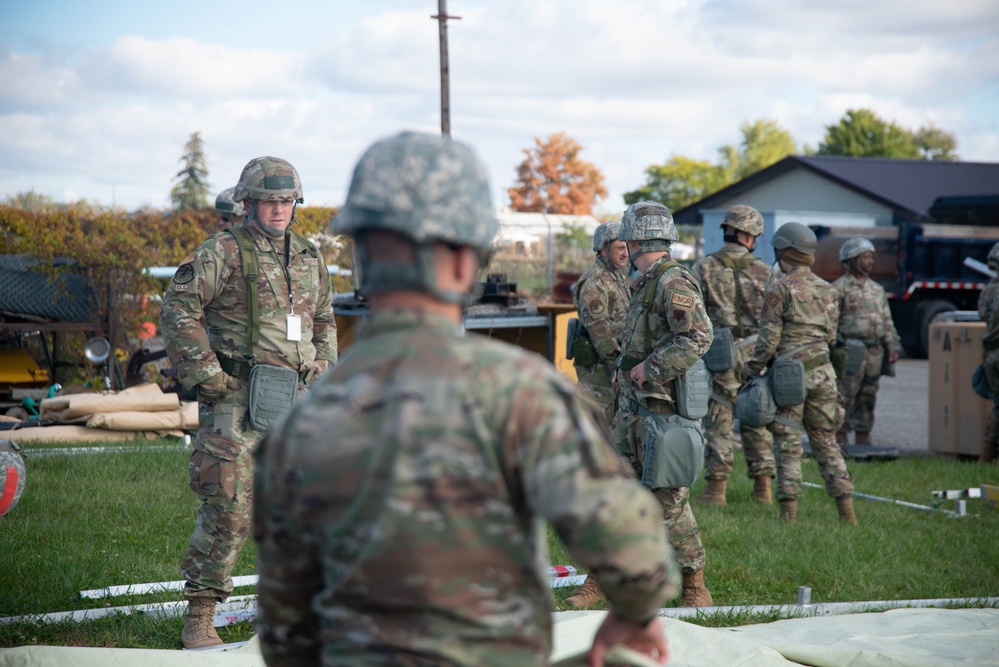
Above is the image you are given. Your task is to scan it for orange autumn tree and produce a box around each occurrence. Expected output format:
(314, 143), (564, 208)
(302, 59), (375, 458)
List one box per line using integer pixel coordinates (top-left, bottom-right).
(508, 133), (607, 214)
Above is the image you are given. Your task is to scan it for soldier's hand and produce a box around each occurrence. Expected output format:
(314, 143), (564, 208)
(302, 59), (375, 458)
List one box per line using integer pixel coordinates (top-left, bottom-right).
(588, 611), (668, 666)
(888, 349), (900, 364)
(630, 360), (648, 389)
(304, 359), (332, 386)
(198, 371), (235, 405)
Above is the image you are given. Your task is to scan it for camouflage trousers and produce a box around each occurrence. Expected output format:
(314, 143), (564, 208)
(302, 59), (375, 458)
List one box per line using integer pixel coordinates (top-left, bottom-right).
(767, 364), (853, 502)
(182, 386), (261, 600)
(703, 362), (775, 481)
(575, 361), (618, 430)
(982, 350), (999, 462)
(836, 342), (883, 433)
(611, 404), (706, 574)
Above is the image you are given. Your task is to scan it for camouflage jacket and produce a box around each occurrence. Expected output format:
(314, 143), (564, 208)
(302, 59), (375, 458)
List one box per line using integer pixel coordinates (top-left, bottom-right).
(748, 266), (839, 375)
(691, 244), (772, 338)
(572, 256), (629, 365)
(160, 224), (337, 391)
(618, 256), (713, 410)
(979, 277), (999, 350)
(254, 309), (676, 667)
(833, 273), (900, 350)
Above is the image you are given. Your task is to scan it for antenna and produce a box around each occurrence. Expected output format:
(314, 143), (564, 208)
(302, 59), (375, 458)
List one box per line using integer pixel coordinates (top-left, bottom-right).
(431, 1), (461, 137)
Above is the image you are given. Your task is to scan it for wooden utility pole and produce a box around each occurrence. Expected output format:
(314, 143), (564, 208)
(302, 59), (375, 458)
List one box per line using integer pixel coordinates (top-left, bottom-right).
(431, 1), (461, 137)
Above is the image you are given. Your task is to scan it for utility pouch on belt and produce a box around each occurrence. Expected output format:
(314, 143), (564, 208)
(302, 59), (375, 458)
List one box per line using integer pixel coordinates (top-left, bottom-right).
(830, 339), (849, 379)
(674, 358), (710, 419)
(703, 327), (734, 372)
(566, 318), (598, 366)
(247, 364), (299, 431)
(736, 375), (776, 427)
(767, 358), (806, 407)
(972, 363), (994, 401)
(845, 339), (866, 377)
(641, 412), (705, 489)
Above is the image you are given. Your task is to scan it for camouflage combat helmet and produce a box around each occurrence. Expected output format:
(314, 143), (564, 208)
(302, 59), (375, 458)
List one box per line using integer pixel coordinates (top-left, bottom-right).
(771, 222), (817, 254)
(987, 242), (999, 269)
(215, 187), (245, 218)
(592, 221), (621, 252)
(722, 205), (763, 236)
(619, 201), (678, 254)
(0, 439), (25, 516)
(333, 131), (498, 302)
(839, 237), (875, 263)
(232, 157), (304, 204)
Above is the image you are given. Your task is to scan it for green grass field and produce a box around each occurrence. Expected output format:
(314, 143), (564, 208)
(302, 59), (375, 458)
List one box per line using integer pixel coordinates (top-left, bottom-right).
(1, 437), (997, 649)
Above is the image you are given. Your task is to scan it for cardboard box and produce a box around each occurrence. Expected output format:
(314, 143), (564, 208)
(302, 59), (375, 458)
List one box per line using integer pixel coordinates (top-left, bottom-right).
(928, 321), (992, 457)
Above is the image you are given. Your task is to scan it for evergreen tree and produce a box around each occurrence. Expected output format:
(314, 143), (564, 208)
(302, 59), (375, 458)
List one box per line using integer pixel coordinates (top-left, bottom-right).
(170, 132), (211, 210)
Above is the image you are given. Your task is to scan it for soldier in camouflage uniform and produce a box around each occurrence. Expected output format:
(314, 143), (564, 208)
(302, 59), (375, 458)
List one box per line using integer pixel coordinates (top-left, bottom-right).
(746, 223), (857, 525)
(691, 205), (776, 506)
(253, 132), (679, 667)
(570, 220), (630, 427)
(161, 156), (337, 649)
(606, 201), (714, 608)
(215, 187), (245, 231)
(977, 242), (999, 463)
(833, 237), (901, 446)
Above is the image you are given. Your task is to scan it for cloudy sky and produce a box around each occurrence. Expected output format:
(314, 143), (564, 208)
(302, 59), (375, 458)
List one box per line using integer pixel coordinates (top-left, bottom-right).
(1, 0), (997, 216)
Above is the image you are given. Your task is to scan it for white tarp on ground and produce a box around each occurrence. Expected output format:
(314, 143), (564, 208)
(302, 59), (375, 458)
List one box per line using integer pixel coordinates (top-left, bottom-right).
(2, 607), (997, 667)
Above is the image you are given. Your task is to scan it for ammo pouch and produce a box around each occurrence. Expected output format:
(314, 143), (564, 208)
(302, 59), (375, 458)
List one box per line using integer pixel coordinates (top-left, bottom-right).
(247, 364), (299, 431)
(640, 412), (705, 489)
(674, 359), (710, 420)
(703, 327), (735, 372)
(767, 358), (806, 407)
(566, 318), (598, 366)
(736, 375), (776, 427)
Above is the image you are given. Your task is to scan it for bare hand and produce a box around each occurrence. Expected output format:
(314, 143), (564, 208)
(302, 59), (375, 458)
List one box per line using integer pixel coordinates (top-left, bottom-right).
(888, 349), (900, 364)
(630, 360), (648, 389)
(589, 612), (668, 667)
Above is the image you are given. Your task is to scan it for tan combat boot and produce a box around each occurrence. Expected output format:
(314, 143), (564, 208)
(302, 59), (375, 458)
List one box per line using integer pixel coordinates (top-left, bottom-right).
(854, 431), (872, 446)
(182, 598), (223, 650)
(565, 575), (605, 609)
(679, 569), (713, 607)
(836, 495), (858, 525)
(779, 498), (798, 523)
(752, 476), (773, 504)
(695, 479), (727, 506)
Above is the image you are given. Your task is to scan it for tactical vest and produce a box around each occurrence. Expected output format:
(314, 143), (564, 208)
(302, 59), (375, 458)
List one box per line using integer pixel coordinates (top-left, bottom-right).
(226, 226), (327, 357)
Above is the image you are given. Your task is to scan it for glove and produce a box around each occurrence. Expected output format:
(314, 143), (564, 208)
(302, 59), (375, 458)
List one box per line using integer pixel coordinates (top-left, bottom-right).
(197, 371), (237, 405)
(303, 359), (332, 386)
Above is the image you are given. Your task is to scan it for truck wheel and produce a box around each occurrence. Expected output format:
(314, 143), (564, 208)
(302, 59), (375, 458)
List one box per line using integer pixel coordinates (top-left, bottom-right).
(915, 300), (957, 359)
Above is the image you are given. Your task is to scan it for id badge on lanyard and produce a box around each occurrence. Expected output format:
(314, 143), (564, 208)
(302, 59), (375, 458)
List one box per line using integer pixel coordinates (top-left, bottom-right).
(286, 313), (302, 341)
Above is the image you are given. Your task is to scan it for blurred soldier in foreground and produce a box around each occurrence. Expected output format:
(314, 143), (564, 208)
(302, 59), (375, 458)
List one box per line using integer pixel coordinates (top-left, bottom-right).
(977, 242), (999, 463)
(161, 157), (337, 649)
(570, 220), (630, 427)
(833, 237), (900, 446)
(746, 223), (857, 524)
(605, 201), (714, 608)
(253, 132), (678, 667)
(215, 187), (245, 231)
(692, 205), (776, 506)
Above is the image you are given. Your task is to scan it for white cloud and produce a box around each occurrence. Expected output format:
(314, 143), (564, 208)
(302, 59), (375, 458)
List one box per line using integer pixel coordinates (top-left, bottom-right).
(1, 0), (997, 212)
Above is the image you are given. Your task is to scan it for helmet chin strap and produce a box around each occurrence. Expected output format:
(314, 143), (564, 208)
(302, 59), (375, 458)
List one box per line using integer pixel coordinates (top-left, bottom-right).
(248, 201), (294, 237)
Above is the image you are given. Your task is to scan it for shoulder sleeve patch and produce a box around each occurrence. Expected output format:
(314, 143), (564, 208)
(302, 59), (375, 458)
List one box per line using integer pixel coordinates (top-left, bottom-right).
(766, 292), (780, 308)
(173, 263), (195, 285)
(588, 299), (606, 315)
(671, 293), (694, 308)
